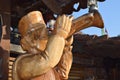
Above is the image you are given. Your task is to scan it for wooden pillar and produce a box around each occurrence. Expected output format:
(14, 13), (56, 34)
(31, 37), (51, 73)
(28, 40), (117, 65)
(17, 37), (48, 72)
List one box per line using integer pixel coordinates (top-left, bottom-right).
(0, 25), (10, 80)
(0, 0), (10, 79)
(0, 47), (9, 80)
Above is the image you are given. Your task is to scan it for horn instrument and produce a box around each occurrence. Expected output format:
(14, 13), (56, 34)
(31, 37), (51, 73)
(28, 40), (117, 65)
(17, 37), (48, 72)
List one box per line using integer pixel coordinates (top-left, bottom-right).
(68, 11), (104, 38)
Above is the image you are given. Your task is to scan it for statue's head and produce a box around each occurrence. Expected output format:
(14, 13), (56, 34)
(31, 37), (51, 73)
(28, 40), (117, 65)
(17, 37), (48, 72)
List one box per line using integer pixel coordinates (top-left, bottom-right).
(18, 11), (48, 51)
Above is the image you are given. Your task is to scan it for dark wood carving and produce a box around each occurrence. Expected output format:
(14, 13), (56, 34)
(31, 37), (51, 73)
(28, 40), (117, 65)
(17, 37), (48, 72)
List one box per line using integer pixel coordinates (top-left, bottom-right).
(0, 47), (9, 80)
(0, 57), (3, 78)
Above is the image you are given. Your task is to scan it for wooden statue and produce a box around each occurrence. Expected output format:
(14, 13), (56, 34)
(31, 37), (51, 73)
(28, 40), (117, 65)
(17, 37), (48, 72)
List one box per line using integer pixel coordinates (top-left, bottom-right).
(12, 10), (104, 80)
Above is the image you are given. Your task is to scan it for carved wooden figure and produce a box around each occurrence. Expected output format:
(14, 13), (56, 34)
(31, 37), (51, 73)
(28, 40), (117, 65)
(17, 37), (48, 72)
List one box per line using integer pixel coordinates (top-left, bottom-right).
(12, 11), (73, 80)
(12, 10), (104, 80)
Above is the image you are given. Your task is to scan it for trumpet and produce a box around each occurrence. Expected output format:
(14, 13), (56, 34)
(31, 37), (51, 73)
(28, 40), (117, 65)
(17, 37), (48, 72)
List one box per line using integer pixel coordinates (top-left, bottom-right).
(68, 11), (104, 38)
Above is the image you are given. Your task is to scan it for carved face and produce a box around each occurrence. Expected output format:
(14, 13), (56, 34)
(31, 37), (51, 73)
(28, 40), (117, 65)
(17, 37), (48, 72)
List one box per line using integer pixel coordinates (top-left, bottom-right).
(27, 25), (48, 51)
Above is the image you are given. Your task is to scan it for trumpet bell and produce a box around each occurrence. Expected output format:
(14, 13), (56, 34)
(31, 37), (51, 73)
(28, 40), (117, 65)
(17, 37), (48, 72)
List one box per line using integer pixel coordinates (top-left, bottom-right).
(92, 10), (104, 28)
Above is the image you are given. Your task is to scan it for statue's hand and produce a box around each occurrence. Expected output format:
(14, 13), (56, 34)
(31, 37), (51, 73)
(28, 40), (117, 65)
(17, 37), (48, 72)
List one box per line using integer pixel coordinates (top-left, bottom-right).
(53, 15), (73, 39)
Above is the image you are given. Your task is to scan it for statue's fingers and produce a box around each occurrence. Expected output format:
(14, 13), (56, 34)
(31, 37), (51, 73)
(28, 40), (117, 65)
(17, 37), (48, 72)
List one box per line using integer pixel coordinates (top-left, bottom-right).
(55, 15), (60, 28)
(66, 17), (72, 32)
(69, 16), (74, 21)
(68, 16), (73, 29)
(59, 15), (65, 29)
(62, 15), (66, 29)
(64, 16), (69, 30)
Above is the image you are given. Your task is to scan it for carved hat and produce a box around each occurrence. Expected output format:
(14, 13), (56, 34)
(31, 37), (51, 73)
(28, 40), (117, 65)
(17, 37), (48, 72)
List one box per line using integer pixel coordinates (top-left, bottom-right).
(18, 11), (46, 37)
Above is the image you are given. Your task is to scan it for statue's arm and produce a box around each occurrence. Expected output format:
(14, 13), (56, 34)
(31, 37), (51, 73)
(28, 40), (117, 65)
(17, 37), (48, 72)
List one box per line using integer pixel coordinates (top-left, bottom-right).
(44, 15), (73, 68)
